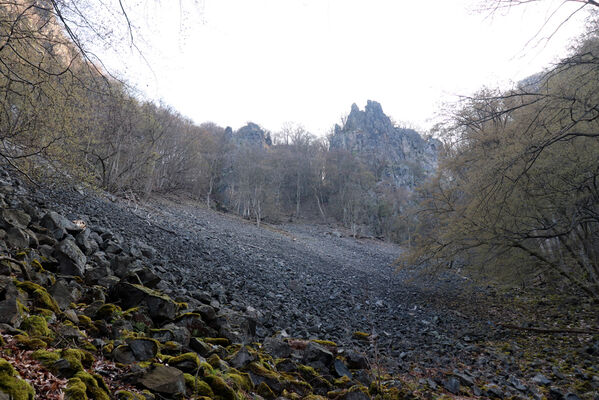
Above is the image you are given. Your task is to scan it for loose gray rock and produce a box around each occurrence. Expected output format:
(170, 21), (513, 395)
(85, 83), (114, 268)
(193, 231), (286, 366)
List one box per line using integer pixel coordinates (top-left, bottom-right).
(303, 342), (334, 370)
(128, 338), (159, 361)
(55, 239), (87, 276)
(263, 337), (291, 359)
(138, 365), (185, 395)
(444, 377), (460, 395)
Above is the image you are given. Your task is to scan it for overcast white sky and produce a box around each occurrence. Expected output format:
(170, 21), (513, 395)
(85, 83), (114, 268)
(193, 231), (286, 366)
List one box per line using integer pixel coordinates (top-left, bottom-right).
(97, 0), (590, 135)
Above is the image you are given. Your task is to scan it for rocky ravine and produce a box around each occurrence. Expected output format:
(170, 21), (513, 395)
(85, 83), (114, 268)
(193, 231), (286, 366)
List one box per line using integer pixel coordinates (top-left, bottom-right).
(0, 166), (597, 400)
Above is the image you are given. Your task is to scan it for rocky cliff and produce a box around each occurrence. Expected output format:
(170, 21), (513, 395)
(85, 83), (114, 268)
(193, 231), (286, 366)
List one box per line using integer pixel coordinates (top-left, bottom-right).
(330, 100), (440, 188)
(227, 123), (272, 148)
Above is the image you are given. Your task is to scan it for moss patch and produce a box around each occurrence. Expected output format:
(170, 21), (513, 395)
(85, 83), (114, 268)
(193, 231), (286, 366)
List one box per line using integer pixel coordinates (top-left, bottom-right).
(13, 335), (47, 350)
(95, 303), (121, 320)
(203, 337), (230, 346)
(184, 373), (214, 397)
(203, 375), (238, 400)
(0, 359), (35, 400)
(74, 371), (111, 400)
(20, 315), (52, 337)
(15, 281), (60, 313)
(352, 331), (370, 341)
(64, 377), (87, 400)
(114, 390), (146, 400)
(31, 349), (60, 366)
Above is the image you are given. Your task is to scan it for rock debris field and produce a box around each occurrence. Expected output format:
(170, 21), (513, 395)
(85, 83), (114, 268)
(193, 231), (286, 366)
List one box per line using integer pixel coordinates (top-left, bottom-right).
(41, 185), (474, 368)
(1, 168), (594, 399)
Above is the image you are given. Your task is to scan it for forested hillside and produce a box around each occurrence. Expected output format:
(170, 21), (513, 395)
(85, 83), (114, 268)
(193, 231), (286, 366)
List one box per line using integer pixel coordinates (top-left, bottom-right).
(0, 3), (437, 241)
(401, 13), (599, 300)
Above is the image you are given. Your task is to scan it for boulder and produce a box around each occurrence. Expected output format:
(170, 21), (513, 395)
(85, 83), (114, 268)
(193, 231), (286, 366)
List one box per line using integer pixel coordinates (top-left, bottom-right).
(49, 280), (76, 310)
(0, 298), (25, 327)
(4, 227), (33, 249)
(138, 365), (185, 396)
(128, 338), (158, 361)
(345, 350), (368, 369)
(303, 342), (334, 370)
(111, 282), (177, 323)
(215, 310), (256, 344)
(263, 337), (291, 359)
(230, 346), (255, 369)
(0, 209), (31, 230)
(333, 359), (352, 379)
(197, 304), (217, 321)
(40, 211), (80, 240)
(55, 239), (87, 277)
(111, 345), (137, 364)
(75, 229), (97, 256)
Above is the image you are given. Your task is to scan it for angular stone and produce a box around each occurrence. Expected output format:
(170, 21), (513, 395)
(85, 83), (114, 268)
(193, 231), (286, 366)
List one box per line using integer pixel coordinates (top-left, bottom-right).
(443, 377), (460, 395)
(128, 338), (158, 361)
(197, 304), (216, 321)
(49, 280), (75, 310)
(55, 239), (87, 277)
(345, 350), (368, 369)
(41, 211), (79, 240)
(303, 342), (333, 370)
(0, 209), (31, 230)
(230, 346), (255, 369)
(215, 310), (256, 344)
(111, 282), (177, 323)
(112, 345), (136, 364)
(0, 298), (25, 327)
(190, 338), (213, 357)
(75, 229), (97, 256)
(4, 227), (32, 249)
(138, 365), (185, 395)
(333, 359), (352, 379)
(263, 337), (291, 359)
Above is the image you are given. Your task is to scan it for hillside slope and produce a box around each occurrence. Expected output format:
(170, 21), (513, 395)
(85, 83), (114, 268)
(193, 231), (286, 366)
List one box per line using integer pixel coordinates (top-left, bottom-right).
(0, 166), (596, 399)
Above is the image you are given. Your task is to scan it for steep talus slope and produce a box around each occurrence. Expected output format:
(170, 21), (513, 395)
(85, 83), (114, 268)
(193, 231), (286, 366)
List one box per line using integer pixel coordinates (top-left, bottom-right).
(0, 167), (593, 398)
(40, 187), (470, 365)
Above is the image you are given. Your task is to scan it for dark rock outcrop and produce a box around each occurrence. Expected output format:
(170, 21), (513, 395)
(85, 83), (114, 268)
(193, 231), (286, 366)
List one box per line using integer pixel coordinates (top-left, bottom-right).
(232, 122), (272, 148)
(330, 100), (440, 188)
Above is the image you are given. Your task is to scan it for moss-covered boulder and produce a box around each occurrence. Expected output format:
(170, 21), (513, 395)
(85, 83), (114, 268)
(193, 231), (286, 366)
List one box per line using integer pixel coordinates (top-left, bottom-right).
(64, 377), (87, 400)
(0, 359), (35, 400)
(20, 315), (52, 337)
(15, 280), (60, 313)
(168, 352), (202, 373)
(183, 373), (214, 397)
(73, 371), (111, 400)
(203, 375), (238, 400)
(111, 282), (177, 323)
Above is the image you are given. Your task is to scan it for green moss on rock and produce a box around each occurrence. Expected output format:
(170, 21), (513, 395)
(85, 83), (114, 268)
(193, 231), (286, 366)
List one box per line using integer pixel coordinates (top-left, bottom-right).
(64, 377), (87, 400)
(203, 375), (238, 400)
(257, 382), (276, 399)
(352, 331), (370, 341)
(184, 373), (214, 397)
(203, 337), (230, 346)
(15, 281), (60, 313)
(13, 335), (47, 350)
(169, 352), (201, 372)
(95, 303), (121, 320)
(74, 371), (111, 400)
(0, 359), (35, 400)
(20, 315), (52, 337)
(225, 371), (253, 392)
(114, 390), (146, 400)
(31, 349), (60, 366)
